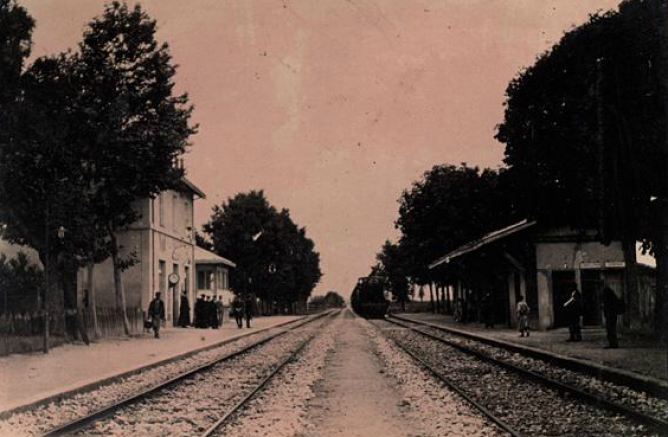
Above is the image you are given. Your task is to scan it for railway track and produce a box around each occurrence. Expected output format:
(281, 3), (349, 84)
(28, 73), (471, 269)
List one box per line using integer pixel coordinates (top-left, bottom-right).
(376, 317), (667, 437)
(36, 310), (338, 437)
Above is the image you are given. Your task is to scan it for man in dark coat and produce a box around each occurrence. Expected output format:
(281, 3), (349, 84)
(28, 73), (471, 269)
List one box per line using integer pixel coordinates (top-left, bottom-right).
(148, 292), (165, 338)
(243, 295), (254, 328)
(194, 294), (205, 328)
(232, 298), (244, 328)
(601, 286), (621, 348)
(209, 296), (219, 328)
(178, 291), (190, 328)
(481, 292), (494, 329)
(563, 285), (583, 342)
(202, 296), (211, 328)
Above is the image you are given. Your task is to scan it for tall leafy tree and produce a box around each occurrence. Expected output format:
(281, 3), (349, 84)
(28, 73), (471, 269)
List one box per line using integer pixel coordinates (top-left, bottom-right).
(0, 0), (33, 113)
(396, 164), (514, 289)
(203, 190), (321, 310)
(75, 2), (196, 334)
(376, 240), (410, 312)
(204, 191), (280, 300)
(0, 52), (107, 349)
(495, 0), (667, 331)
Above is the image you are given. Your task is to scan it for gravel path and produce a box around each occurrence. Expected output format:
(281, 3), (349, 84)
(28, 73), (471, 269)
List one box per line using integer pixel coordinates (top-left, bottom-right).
(293, 311), (505, 437)
(375, 320), (664, 437)
(306, 311), (416, 437)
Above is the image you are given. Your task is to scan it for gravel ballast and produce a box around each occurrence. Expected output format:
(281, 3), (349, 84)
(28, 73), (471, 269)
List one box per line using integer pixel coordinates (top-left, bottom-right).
(67, 315), (333, 437)
(400, 319), (668, 422)
(374, 320), (663, 437)
(209, 309), (341, 437)
(363, 318), (509, 437)
(0, 316), (323, 437)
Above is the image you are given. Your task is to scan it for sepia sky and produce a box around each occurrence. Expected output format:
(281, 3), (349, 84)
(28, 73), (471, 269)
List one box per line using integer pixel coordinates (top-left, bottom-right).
(22, 0), (624, 296)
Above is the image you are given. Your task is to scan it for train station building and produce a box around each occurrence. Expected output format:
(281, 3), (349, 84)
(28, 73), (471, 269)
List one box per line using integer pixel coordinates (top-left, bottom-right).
(77, 177), (208, 331)
(429, 220), (656, 332)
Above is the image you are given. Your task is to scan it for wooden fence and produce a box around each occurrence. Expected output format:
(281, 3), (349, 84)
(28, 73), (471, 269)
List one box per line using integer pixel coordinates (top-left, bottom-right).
(0, 306), (144, 356)
(82, 307), (144, 339)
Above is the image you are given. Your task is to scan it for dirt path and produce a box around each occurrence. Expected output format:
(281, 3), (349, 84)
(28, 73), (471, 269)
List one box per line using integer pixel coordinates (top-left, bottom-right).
(306, 314), (417, 437)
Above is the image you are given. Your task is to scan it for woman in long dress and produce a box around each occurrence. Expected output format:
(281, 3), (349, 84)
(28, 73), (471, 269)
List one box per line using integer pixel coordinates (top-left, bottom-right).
(178, 291), (190, 327)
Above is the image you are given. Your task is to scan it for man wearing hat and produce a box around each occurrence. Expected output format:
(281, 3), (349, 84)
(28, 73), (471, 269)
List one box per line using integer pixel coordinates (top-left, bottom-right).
(148, 292), (166, 338)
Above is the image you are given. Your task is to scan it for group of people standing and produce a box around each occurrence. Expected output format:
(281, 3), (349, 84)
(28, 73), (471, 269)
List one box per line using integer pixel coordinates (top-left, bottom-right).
(147, 291), (255, 338)
(563, 284), (624, 348)
(494, 282), (624, 348)
(176, 291), (226, 329)
(231, 297), (253, 329)
(192, 294), (225, 329)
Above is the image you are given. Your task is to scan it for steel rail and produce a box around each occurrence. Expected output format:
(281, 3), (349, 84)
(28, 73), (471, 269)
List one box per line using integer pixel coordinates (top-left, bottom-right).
(385, 333), (526, 437)
(38, 310), (337, 437)
(386, 316), (668, 434)
(199, 329), (319, 437)
(389, 314), (668, 400)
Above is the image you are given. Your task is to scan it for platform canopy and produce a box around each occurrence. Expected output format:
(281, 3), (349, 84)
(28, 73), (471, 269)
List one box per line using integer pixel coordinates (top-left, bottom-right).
(194, 246), (236, 268)
(428, 219), (537, 270)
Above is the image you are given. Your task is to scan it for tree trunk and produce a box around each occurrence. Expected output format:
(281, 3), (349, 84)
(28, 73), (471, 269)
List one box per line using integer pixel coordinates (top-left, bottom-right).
(620, 238), (640, 330)
(654, 0), (668, 341)
(656, 203), (668, 336)
(40, 251), (60, 354)
(110, 231), (131, 336)
(88, 264), (100, 339)
(428, 282), (435, 312)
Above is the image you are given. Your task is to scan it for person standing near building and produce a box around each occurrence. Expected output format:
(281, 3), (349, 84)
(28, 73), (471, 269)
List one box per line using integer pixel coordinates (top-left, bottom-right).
(216, 296), (225, 327)
(243, 295), (253, 328)
(563, 285), (583, 342)
(209, 296), (219, 328)
(481, 292), (494, 329)
(601, 286), (622, 349)
(178, 291), (190, 328)
(148, 292), (165, 339)
(516, 295), (530, 337)
(194, 294), (204, 328)
(232, 298), (244, 328)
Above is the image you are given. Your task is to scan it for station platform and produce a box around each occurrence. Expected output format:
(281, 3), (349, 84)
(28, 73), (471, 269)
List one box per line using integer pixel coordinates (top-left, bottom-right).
(0, 315), (300, 416)
(395, 312), (667, 383)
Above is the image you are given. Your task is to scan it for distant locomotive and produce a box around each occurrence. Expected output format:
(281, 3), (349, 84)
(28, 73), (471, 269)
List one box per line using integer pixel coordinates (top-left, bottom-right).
(350, 276), (389, 319)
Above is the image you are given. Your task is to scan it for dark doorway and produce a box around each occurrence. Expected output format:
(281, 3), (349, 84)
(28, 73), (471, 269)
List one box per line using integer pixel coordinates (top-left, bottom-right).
(552, 270), (575, 327)
(581, 270), (603, 326)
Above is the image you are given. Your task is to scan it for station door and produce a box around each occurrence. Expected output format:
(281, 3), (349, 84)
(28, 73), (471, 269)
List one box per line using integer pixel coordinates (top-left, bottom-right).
(552, 271), (575, 328)
(581, 270), (603, 326)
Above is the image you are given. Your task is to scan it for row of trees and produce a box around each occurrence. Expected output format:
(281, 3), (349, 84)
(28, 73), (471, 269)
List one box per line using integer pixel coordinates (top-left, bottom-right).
(201, 191), (322, 313)
(0, 1), (195, 346)
(372, 164), (512, 312)
(373, 0), (667, 332)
